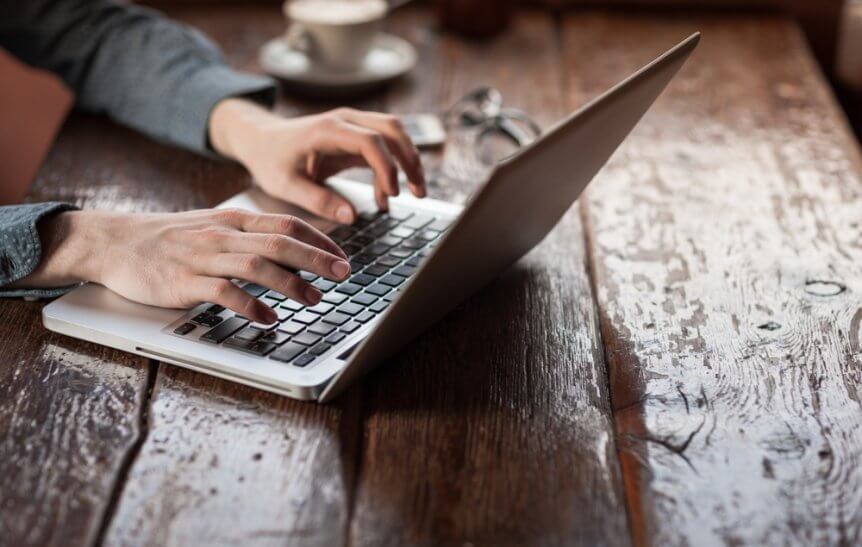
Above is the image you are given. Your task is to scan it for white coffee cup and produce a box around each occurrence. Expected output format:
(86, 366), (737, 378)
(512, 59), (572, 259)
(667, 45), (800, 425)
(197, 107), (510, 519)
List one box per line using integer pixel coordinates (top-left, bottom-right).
(284, 0), (388, 72)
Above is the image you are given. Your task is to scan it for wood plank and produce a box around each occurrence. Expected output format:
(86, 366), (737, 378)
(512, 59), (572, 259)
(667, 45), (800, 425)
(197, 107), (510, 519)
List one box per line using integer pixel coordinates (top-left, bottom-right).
(102, 6), (370, 545)
(349, 9), (630, 546)
(564, 13), (862, 545)
(0, 111), (208, 545)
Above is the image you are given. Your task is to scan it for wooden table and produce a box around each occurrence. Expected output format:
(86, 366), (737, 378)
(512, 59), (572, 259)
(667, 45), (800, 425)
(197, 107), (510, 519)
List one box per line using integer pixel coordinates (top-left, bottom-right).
(3, 5), (862, 546)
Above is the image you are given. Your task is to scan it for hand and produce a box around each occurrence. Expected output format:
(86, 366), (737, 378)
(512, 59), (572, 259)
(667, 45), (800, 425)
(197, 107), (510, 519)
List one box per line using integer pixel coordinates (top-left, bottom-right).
(14, 209), (350, 324)
(209, 99), (426, 224)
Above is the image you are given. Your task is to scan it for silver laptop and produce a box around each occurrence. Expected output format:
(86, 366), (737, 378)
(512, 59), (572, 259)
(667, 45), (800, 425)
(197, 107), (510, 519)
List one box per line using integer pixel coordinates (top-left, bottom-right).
(43, 34), (699, 403)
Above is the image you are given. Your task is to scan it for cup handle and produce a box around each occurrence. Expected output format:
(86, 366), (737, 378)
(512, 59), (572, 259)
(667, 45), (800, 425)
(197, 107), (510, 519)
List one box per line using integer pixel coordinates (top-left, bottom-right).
(284, 23), (310, 53)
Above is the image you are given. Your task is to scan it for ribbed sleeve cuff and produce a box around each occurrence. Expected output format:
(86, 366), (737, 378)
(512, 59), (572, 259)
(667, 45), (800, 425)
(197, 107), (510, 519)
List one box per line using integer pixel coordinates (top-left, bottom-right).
(167, 65), (278, 155)
(0, 202), (81, 299)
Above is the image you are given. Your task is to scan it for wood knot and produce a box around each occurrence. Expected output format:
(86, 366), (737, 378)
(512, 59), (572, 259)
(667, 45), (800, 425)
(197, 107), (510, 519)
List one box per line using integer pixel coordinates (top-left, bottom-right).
(757, 321), (781, 331)
(804, 280), (846, 297)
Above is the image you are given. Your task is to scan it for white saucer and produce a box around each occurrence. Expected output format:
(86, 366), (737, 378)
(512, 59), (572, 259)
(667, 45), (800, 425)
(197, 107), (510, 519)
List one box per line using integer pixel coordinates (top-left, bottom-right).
(259, 33), (417, 95)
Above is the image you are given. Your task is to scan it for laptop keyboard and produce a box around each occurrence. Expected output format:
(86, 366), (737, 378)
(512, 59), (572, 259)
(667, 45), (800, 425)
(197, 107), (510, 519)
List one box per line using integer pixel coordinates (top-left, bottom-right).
(167, 210), (452, 368)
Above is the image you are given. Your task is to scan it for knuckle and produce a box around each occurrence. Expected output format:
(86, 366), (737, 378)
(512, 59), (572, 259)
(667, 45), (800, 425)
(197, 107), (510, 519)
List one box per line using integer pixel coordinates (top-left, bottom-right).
(209, 279), (233, 300)
(263, 234), (285, 255)
(217, 208), (245, 225)
(385, 116), (404, 132)
(239, 254), (264, 274)
(332, 107), (354, 118)
(277, 215), (298, 235)
(282, 274), (305, 298)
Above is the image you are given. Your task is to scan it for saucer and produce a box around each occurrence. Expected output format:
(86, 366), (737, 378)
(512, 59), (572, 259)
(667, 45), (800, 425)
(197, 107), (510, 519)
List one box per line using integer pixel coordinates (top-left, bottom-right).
(259, 33), (417, 96)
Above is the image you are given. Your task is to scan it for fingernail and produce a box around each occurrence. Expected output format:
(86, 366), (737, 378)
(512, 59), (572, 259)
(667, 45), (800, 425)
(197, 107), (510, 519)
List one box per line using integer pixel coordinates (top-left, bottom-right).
(331, 260), (350, 278)
(305, 286), (322, 304)
(336, 206), (353, 224)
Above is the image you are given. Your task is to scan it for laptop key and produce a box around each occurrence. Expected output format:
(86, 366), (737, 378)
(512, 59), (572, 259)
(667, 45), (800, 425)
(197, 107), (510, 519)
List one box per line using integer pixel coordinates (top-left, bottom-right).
(336, 283), (362, 296)
(262, 297), (281, 308)
(173, 322), (196, 336)
(225, 337), (277, 356)
(293, 354), (316, 367)
(380, 274), (405, 287)
(298, 271), (318, 282)
(307, 302), (335, 315)
(377, 255), (401, 267)
(241, 283), (268, 297)
(377, 235), (402, 247)
(293, 332), (322, 346)
(328, 226), (356, 242)
(365, 243), (390, 256)
(341, 321), (361, 334)
(389, 247), (413, 258)
(322, 292), (348, 305)
(389, 227), (414, 238)
(416, 229), (440, 241)
(325, 332), (347, 344)
(352, 253), (376, 265)
(309, 343), (332, 356)
(355, 310), (375, 323)
(234, 327), (265, 342)
(322, 312), (350, 326)
(366, 283), (391, 296)
(281, 299), (305, 312)
(349, 260), (364, 272)
(403, 214), (433, 230)
(350, 273), (375, 286)
(383, 291), (399, 302)
(393, 265), (416, 277)
(261, 330), (291, 345)
(200, 317), (248, 343)
(192, 313), (223, 327)
(401, 238), (426, 250)
(292, 311), (320, 325)
(270, 342), (306, 363)
(338, 302), (364, 316)
(275, 308), (293, 322)
(278, 320), (305, 335)
(406, 256), (422, 268)
(342, 243), (362, 255)
(370, 300), (389, 313)
(362, 264), (389, 277)
(308, 322), (336, 336)
(312, 279), (337, 292)
(349, 234), (374, 246)
(205, 304), (225, 314)
(352, 293), (377, 306)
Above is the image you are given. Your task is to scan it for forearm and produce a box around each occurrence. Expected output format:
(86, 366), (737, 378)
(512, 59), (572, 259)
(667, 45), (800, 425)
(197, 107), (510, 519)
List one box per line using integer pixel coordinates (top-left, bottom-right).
(1, 0), (277, 154)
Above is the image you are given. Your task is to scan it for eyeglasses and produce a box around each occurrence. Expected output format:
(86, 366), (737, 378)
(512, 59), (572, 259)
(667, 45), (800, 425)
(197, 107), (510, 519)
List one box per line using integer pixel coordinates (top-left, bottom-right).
(442, 86), (542, 166)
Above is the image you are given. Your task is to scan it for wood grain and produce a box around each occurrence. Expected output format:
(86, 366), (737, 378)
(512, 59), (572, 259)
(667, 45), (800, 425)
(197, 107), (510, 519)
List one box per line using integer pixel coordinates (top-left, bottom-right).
(349, 9), (630, 547)
(564, 12), (862, 545)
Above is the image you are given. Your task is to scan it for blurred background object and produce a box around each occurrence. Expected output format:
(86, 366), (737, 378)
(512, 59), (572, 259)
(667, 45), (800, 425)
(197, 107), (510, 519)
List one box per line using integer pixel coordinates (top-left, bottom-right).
(837, 0), (862, 91)
(0, 49), (72, 204)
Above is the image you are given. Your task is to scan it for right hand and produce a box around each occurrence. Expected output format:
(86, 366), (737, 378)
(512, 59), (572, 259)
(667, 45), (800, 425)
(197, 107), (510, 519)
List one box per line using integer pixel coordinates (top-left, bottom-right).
(15, 208), (351, 324)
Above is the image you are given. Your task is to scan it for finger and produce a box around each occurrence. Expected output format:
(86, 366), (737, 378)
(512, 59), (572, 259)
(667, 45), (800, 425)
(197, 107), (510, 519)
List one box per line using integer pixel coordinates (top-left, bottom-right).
(314, 122), (399, 200)
(238, 213), (347, 260)
(205, 253), (323, 306)
(337, 111), (427, 196)
(265, 171), (358, 225)
(189, 277), (278, 324)
(374, 184), (388, 212)
(217, 232), (351, 281)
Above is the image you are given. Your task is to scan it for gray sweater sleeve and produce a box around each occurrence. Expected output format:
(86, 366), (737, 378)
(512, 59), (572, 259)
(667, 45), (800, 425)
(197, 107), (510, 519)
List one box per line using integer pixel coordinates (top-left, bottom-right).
(0, 203), (81, 299)
(0, 0), (278, 153)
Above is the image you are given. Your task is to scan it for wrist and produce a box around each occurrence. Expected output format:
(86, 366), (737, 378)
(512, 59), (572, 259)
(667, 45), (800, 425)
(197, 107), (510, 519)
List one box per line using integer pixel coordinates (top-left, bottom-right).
(209, 97), (273, 163)
(20, 210), (116, 287)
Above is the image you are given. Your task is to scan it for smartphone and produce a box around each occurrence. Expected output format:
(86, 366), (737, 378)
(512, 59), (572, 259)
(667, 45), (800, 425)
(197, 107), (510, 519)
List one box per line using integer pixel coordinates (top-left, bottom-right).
(401, 114), (447, 148)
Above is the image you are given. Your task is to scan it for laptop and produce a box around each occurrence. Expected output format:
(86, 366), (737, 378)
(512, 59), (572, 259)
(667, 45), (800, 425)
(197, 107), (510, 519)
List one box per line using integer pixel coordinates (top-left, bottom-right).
(43, 33), (699, 403)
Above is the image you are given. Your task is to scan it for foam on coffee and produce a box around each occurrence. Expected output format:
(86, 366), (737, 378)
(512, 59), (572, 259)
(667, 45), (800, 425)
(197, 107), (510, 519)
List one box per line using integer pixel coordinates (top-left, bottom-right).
(287, 0), (387, 25)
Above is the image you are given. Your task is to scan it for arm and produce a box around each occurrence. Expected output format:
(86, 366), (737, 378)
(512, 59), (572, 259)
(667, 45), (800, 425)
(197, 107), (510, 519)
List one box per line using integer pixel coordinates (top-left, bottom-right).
(0, 0), (276, 153)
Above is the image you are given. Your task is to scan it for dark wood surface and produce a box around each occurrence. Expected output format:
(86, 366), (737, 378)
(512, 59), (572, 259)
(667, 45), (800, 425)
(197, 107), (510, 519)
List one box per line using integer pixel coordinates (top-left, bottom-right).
(2, 5), (861, 547)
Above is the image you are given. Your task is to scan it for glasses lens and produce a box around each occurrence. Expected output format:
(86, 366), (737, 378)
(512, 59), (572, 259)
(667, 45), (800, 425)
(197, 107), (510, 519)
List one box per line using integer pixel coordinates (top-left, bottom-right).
(475, 114), (541, 165)
(445, 87), (504, 127)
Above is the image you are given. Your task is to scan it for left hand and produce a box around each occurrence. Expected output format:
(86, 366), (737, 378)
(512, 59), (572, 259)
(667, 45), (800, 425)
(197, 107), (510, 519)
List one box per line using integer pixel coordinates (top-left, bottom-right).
(209, 99), (426, 224)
